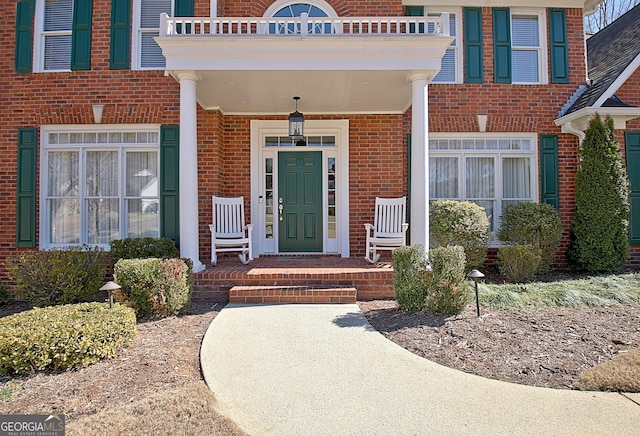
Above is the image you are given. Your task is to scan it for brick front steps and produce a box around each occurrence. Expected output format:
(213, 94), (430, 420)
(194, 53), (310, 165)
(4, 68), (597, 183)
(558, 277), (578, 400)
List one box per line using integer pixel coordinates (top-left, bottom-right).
(229, 286), (357, 304)
(193, 255), (394, 302)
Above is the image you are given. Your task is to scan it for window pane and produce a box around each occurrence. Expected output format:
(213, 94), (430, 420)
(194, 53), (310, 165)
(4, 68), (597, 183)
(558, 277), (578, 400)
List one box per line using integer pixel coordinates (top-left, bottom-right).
(48, 151), (79, 197)
(433, 48), (455, 82)
(512, 50), (539, 82)
(141, 32), (165, 68)
(44, 35), (72, 70)
(430, 157), (458, 198)
(44, 0), (73, 31)
(503, 157), (531, 199)
(141, 0), (171, 28)
(86, 151), (118, 196)
(88, 199), (119, 244)
(127, 199), (160, 238)
(466, 157), (494, 198)
(512, 16), (539, 46)
(49, 199), (80, 244)
(126, 152), (158, 196)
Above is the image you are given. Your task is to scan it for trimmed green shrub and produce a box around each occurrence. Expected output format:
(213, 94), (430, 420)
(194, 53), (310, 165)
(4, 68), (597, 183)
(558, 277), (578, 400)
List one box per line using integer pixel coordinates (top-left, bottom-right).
(393, 245), (429, 313)
(430, 200), (489, 269)
(498, 244), (542, 283)
(425, 245), (469, 315)
(0, 302), (136, 375)
(567, 115), (630, 273)
(0, 283), (9, 306)
(110, 237), (179, 269)
(114, 258), (193, 317)
(498, 202), (561, 272)
(5, 246), (107, 307)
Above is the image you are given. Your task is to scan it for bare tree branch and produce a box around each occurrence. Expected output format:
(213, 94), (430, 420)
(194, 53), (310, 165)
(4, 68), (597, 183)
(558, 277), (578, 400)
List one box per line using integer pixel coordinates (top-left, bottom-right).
(585, 0), (639, 35)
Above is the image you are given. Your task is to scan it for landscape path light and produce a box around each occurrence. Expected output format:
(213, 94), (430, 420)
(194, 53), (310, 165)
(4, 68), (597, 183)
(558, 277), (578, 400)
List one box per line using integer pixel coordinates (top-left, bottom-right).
(467, 269), (485, 317)
(100, 281), (121, 309)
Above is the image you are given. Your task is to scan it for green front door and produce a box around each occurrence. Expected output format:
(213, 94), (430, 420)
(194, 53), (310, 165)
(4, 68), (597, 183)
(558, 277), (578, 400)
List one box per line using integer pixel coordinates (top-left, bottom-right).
(278, 151), (323, 252)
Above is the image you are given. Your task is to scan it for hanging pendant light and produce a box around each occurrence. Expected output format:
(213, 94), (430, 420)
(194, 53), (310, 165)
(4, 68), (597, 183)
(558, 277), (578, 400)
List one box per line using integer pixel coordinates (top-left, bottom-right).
(289, 96), (304, 141)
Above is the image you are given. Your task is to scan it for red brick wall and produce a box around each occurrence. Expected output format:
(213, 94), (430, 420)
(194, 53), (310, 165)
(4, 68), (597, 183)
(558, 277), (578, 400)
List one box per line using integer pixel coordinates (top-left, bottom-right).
(413, 8), (588, 266)
(3, 0), (630, 278)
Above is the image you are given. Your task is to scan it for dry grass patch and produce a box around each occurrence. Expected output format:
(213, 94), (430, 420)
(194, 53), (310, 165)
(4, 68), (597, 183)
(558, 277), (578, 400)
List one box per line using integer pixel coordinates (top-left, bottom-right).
(577, 349), (640, 392)
(67, 382), (247, 435)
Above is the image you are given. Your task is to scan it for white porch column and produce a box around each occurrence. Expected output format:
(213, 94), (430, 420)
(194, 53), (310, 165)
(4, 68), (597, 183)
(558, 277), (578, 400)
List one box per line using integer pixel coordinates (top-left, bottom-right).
(177, 71), (205, 272)
(410, 74), (430, 251)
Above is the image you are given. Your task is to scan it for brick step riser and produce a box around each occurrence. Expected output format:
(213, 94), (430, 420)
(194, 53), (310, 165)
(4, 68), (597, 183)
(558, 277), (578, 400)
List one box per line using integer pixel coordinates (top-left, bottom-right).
(229, 286), (357, 304)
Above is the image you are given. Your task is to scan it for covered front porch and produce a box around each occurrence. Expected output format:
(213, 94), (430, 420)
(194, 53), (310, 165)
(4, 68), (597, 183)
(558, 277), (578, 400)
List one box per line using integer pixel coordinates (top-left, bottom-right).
(155, 13), (453, 272)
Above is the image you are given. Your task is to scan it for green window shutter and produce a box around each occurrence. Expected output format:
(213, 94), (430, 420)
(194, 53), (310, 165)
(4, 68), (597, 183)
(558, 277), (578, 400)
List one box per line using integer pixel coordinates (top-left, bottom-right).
(15, 1), (35, 74)
(71, 0), (92, 70)
(540, 135), (559, 210)
(405, 6), (424, 34)
(492, 8), (511, 84)
(464, 7), (483, 83)
(175, 0), (194, 34)
(160, 125), (180, 245)
(110, 0), (130, 70)
(175, 0), (194, 16)
(405, 6), (423, 16)
(626, 132), (640, 243)
(549, 9), (569, 83)
(17, 128), (38, 248)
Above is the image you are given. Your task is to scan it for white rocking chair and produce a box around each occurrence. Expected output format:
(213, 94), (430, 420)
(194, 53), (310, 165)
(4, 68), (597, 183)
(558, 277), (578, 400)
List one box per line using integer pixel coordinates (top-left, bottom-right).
(364, 197), (409, 264)
(209, 196), (254, 265)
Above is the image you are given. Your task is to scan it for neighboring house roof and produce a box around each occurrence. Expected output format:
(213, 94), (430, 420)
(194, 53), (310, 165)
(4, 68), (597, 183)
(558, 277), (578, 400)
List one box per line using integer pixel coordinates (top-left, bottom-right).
(556, 3), (640, 137)
(566, 3), (640, 114)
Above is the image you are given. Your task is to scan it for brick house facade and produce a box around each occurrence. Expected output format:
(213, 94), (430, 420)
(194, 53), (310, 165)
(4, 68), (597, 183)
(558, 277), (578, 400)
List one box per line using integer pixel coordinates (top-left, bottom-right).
(2, 0), (640, 282)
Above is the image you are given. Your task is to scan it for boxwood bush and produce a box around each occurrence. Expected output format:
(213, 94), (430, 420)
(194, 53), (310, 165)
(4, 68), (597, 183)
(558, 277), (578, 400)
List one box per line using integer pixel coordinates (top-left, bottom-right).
(430, 200), (489, 269)
(0, 302), (136, 376)
(498, 202), (561, 273)
(0, 283), (9, 306)
(498, 244), (542, 283)
(425, 245), (469, 315)
(5, 246), (107, 307)
(393, 245), (429, 313)
(110, 237), (179, 270)
(114, 258), (193, 317)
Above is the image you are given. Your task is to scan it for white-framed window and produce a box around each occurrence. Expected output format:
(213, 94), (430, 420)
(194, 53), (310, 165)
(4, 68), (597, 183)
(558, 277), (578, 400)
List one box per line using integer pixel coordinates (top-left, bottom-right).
(263, 0), (338, 34)
(40, 126), (161, 248)
(429, 134), (538, 241)
(33, 0), (73, 72)
(426, 8), (461, 84)
(511, 9), (547, 84)
(132, 0), (173, 70)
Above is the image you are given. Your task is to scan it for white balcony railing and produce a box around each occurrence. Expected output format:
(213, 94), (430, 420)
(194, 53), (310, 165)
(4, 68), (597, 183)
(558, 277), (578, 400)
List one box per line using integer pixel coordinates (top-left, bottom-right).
(159, 12), (450, 38)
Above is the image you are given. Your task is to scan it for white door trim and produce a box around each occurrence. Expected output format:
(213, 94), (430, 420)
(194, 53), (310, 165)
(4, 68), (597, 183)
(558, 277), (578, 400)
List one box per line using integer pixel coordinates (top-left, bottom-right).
(250, 119), (350, 257)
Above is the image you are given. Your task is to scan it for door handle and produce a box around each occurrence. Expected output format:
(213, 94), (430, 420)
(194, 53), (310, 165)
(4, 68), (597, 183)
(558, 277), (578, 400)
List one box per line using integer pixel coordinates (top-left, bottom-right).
(278, 198), (283, 221)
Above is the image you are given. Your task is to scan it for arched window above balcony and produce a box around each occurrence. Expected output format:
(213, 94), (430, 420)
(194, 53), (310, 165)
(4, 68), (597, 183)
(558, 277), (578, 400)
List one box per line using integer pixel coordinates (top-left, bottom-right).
(264, 0), (337, 18)
(263, 0), (338, 34)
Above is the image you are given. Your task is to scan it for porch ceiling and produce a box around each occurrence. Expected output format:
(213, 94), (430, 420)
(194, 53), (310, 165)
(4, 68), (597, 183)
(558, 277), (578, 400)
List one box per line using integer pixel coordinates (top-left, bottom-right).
(175, 70), (428, 114)
(158, 35), (454, 114)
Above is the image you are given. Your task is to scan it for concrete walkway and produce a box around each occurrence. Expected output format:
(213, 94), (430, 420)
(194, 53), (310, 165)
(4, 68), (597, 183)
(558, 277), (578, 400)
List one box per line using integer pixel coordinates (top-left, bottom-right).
(200, 304), (640, 435)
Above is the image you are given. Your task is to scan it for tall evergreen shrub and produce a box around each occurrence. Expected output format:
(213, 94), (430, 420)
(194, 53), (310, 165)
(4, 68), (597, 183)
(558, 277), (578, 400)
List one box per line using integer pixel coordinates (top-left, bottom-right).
(567, 115), (630, 272)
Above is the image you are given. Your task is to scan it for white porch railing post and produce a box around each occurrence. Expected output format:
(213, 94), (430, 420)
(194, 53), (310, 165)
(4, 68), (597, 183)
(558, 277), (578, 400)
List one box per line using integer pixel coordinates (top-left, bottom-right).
(160, 13), (169, 37)
(441, 12), (450, 37)
(177, 71), (205, 272)
(410, 74), (430, 255)
(301, 13), (308, 37)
